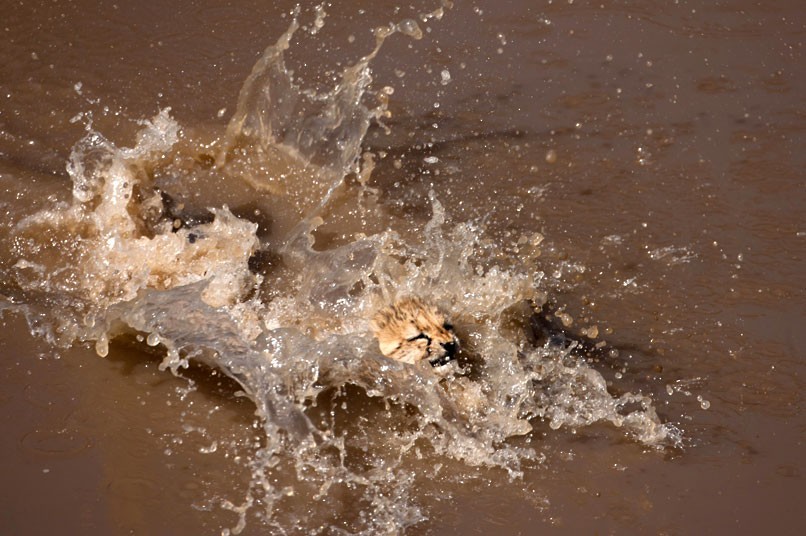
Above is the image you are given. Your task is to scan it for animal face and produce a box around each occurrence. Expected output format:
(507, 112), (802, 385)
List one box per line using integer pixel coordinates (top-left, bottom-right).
(371, 297), (459, 370)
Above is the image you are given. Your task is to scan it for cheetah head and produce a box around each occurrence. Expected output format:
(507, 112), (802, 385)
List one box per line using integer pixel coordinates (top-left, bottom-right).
(371, 297), (459, 371)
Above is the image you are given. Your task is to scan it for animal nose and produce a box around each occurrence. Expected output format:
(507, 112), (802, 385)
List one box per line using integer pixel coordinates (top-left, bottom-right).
(441, 340), (457, 359)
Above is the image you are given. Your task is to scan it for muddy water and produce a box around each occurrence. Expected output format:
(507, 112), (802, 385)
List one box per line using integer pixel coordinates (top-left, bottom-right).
(1, 1), (804, 534)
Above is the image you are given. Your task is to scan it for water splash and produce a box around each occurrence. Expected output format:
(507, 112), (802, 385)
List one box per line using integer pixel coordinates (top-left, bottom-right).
(221, 6), (437, 238)
(3, 4), (679, 534)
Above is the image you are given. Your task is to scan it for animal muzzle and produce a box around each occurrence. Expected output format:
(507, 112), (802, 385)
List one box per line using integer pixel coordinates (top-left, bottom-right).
(428, 340), (458, 368)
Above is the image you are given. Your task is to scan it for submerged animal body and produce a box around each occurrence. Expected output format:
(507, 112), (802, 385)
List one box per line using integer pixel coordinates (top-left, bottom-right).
(371, 297), (458, 370)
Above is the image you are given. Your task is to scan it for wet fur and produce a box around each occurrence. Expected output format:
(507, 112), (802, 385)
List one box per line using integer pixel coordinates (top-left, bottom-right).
(371, 297), (458, 369)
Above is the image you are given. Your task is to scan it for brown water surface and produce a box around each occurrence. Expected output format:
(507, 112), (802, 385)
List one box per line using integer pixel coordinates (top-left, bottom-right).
(1, 0), (804, 534)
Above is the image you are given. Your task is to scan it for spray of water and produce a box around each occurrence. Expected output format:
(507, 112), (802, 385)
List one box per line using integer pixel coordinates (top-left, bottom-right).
(2, 4), (679, 533)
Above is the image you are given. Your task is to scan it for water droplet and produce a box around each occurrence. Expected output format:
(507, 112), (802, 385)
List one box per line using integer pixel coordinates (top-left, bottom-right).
(95, 336), (109, 357)
(146, 333), (160, 347)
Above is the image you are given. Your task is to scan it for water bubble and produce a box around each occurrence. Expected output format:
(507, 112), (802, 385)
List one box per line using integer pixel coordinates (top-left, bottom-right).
(396, 19), (422, 40)
(697, 395), (710, 410)
(199, 441), (218, 454)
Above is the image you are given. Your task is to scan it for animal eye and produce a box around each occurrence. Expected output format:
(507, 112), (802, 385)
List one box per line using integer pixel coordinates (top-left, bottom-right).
(443, 323), (454, 331)
(407, 333), (430, 343)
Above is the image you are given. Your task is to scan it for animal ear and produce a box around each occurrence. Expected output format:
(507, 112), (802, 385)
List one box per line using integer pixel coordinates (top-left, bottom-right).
(370, 312), (387, 333)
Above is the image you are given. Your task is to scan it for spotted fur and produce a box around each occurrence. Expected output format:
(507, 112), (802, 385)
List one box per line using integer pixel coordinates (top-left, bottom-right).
(371, 297), (458, 370)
